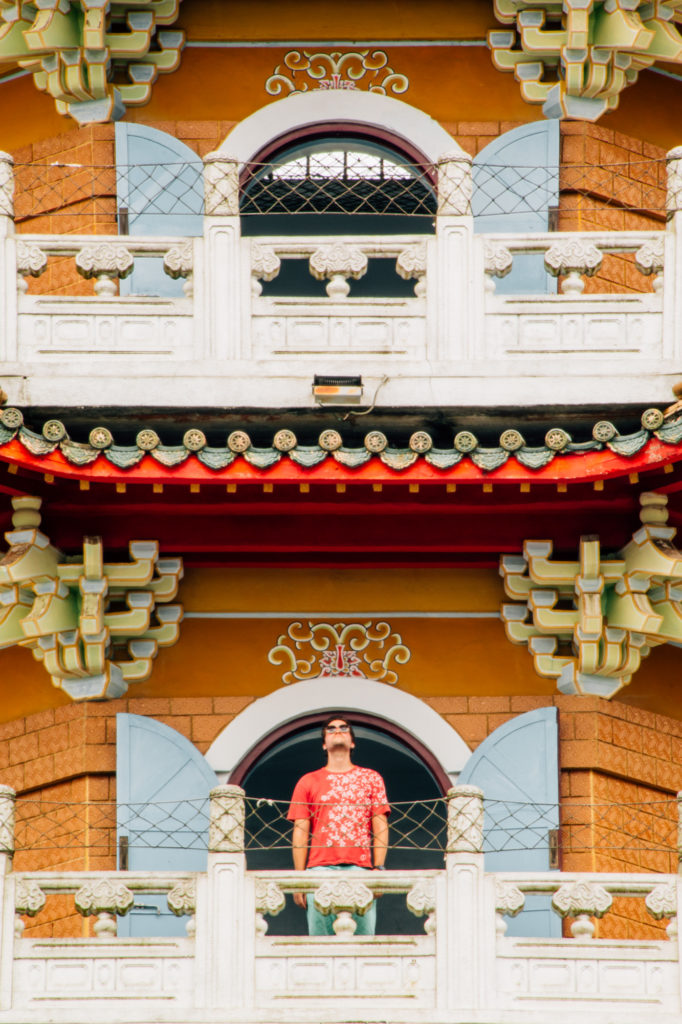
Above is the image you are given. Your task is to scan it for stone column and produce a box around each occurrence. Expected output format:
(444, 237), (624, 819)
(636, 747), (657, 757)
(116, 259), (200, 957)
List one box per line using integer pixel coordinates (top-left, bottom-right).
(0, 786), (16, 1010)
(435, 150), (475, 362)
(444, 785), (490, 1011)
(198, 785), (251, 1010)
(202, 152), (242, 361)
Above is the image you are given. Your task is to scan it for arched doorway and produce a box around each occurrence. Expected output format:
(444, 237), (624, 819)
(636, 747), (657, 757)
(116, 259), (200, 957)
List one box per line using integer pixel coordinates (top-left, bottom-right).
(235, 711), (447, 935)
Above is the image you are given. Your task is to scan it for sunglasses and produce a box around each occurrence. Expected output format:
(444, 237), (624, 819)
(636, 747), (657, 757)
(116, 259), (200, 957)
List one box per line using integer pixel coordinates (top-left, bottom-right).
(325, 725), (350, 733)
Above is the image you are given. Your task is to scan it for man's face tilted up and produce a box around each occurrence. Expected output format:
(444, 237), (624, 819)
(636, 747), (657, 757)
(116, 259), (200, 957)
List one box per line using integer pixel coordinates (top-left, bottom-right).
(322, 718), (355, 759)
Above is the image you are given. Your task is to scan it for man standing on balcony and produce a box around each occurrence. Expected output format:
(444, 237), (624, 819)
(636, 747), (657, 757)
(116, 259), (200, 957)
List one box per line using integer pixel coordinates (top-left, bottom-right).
(288, 714), (390, 935)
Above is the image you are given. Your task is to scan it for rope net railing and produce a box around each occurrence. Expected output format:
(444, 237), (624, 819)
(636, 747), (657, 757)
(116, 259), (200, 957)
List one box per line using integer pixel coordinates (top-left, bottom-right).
(11, 796), (680, 865)
(7, 158), (669, 225)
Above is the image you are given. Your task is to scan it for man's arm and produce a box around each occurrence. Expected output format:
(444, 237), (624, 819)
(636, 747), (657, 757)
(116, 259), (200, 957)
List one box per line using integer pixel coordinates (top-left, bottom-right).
(292, 817), (310, 908)
(372, 813), (389, 868)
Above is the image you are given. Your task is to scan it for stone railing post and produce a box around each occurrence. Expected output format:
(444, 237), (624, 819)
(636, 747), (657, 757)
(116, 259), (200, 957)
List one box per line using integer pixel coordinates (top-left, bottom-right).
(203, 153), (240, 217)
(677, 790), (682, 873)
(444, 785), (488, 1012)
(665, 147), (682, 361)
(208, 784), (245, 853)
(0, 152), (14, 229)
(446, 784), (484, 854)
(201, 152), (241, 361)
(0, 786), (16, 1008)
(435, 151), (474, 363)
(0, 152), (16, 365)
(201, 784), (248, 1010)
(0, 785), (15, 860)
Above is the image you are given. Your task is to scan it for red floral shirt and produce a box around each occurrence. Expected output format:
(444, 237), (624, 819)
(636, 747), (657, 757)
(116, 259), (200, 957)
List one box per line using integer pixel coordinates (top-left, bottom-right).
(288, 766), (390, 868)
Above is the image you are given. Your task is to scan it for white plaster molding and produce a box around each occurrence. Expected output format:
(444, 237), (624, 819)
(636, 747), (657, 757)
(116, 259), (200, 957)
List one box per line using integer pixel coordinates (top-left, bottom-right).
(216, 91), (463, 165)
(205, 676), (471, 782)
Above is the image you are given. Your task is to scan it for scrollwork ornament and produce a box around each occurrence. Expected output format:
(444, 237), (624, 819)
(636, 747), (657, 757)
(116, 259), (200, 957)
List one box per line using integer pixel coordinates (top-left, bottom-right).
(483, 241), (513, 292)
(16, 241), (47, 293)
(310, 243), (368, 299)
(255, 878), (286, 935)
(167, 879), (196, 917)
(552, 881), (612, 938)
(396, 243), (427, 297)
(645, 883), (677, 938)
(76, 243), (134, 296)
(15, 879), (47, 917)
(406, 878), (437, 934)
(544, 240), (602, 296)
(164, 242), (193, 279)
(75, 879), (135, 917)
(314, 877), (373, 915)
(318, 429), (343, 452)
(267, 620), (410, 685)
(251, 243), (281, 296)
(495, 880), (525, 936)
(227, 430), (251, 453)
(265, 49), (409, 96)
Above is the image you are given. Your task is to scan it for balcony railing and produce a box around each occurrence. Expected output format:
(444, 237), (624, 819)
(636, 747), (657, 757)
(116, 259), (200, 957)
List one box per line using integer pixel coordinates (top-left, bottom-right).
(1, 783), (681, 1022)
(0, 149), (680, 408)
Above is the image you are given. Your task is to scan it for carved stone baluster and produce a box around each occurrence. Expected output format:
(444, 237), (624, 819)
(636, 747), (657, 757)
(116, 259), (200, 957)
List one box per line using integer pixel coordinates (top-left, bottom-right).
(208, 784), (245, 853)
(16, 241), (48, 294)
(74, 878), (135, 937)
(167, 879), (197, 937)
(251, 243), (281, 297)
(309, 243), (368, 299)
(406, 877), (437, 934)
(203, 153), (240, 217)
(437, 151), (473, 216)
(544, 239), (602, 296)
(635, 237), (665, 295)
(483, 241), (513, 294)
(396, 243), (427, 297)
(494, 880), (525, 937)
(313, 877), (374, 936)
(14, 879), (46, 938)
(551, 880), (612, 938)
(666, 146), (682, 217)
(163, 241), (194, 297)
(254, 878), (286, 936)
(645, 883), (678, 939)
(0, 151), (14, 220)
(75, 243), (134, 297)
(446, 784), (484, 854)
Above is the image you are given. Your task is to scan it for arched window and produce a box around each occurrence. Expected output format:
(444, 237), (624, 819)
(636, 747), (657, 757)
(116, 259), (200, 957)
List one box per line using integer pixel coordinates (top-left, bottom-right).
(241, 133), (435, 298)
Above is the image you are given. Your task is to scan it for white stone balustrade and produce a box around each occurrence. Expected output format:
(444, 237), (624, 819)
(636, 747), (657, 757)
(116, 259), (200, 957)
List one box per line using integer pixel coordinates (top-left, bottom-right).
(0, 215), (678, 408)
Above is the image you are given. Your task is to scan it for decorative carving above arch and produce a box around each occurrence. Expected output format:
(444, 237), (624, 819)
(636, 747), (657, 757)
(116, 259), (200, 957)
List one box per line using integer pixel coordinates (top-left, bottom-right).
(267, 620), (410, 685)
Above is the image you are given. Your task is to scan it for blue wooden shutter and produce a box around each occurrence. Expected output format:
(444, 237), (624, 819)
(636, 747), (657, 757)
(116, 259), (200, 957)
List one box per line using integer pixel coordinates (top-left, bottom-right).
(457, 707), (560, 937)
(473, 121), (559, 294)
(116, 713), (219, 936)
(114, 123), (204, 296)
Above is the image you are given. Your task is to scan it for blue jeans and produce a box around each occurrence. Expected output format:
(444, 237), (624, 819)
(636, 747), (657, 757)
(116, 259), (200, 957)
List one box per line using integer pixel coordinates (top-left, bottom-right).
(306, 865), (376, 936)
